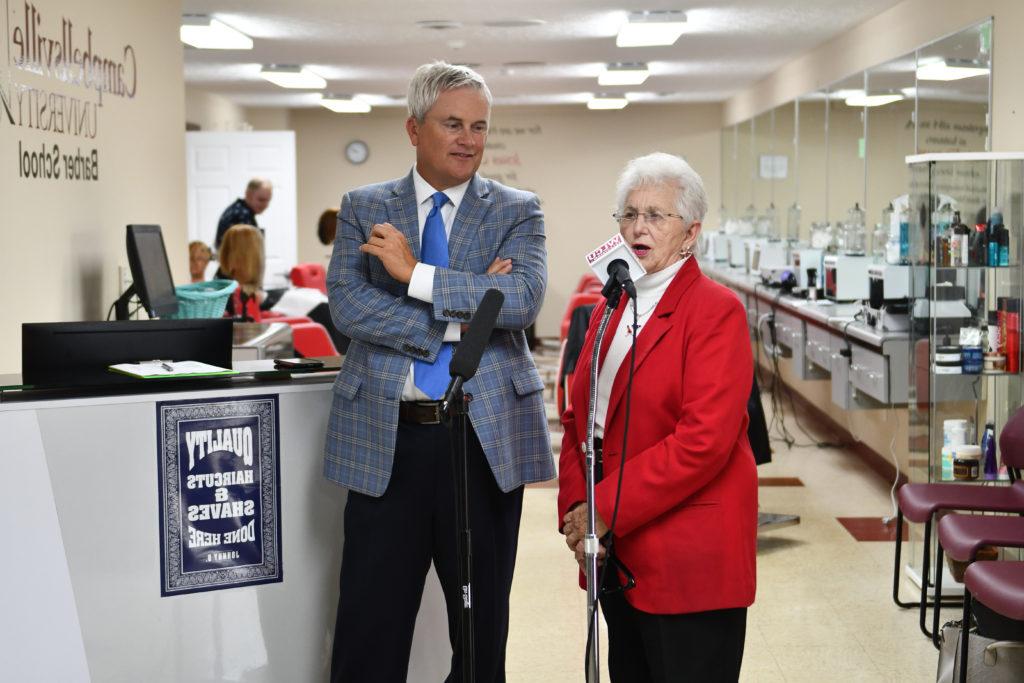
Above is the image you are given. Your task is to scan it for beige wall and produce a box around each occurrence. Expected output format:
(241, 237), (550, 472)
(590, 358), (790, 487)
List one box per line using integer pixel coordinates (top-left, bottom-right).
(184, 86), (248, 131)
(723, 0), (1024, 151)
(0, 0), (185, 373)
(246, 107), (292, 131)
(290, 103), (723, 337)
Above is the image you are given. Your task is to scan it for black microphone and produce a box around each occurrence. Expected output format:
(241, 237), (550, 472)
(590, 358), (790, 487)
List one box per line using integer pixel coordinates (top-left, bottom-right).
(602, 258), (637, 305)
(441, 288), (505, 412)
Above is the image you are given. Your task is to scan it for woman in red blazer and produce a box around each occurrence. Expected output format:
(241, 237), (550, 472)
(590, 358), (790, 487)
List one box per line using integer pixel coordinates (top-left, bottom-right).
(559, 153), (757, 682)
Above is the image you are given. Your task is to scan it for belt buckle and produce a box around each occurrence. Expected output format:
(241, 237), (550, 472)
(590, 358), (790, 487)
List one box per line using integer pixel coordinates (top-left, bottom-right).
(423, 402), (442, 425)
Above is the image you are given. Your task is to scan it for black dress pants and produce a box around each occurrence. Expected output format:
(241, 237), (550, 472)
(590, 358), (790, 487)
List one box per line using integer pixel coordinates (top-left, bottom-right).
(330, 420), (524, 683)
(600, 584), (747, 683)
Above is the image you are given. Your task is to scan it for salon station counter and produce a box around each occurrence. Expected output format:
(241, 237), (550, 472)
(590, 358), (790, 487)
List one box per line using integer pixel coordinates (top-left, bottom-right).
(1, 364), (452, 682)
(702, 260), (913, 478)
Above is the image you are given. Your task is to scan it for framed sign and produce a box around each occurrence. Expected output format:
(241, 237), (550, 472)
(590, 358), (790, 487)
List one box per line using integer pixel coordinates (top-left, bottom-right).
(759, 154), (789, 179)
(157, 395), (282, 596)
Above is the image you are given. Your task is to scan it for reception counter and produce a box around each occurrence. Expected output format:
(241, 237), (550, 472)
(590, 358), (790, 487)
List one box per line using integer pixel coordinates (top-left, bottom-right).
(1, 369), (451, 682)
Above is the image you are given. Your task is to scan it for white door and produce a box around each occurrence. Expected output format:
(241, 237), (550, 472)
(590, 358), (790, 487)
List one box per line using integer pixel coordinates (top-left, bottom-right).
(185, 132), (297, 289)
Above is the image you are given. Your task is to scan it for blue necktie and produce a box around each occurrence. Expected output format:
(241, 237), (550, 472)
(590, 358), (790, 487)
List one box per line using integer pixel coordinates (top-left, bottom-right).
(413, 191), (453, 399)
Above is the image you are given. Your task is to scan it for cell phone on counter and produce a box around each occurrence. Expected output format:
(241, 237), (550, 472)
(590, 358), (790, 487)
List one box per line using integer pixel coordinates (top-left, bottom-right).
(274, 358), (325, 370)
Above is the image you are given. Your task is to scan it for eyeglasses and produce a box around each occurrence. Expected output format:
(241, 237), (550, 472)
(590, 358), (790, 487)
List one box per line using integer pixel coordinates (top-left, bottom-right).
(612, 210), (685, 228)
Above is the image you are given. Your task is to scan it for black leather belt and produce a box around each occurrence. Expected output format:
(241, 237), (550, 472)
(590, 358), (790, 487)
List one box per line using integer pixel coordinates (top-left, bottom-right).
(399, 400), (445, 425)
(593, 437), (603, 481)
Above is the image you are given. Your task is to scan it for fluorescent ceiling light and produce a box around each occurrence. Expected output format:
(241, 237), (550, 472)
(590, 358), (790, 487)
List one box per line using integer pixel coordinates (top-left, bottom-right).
(844, 92), (904, 107)
(917, 58), (990, 81)
(320, 95), (371, 113)
(180, 15), (252, 50)
(259, 65), (326, 89)
(587, 95), (629, 110)
(599, 63), (650, 86)
(617, 11), (687, 48)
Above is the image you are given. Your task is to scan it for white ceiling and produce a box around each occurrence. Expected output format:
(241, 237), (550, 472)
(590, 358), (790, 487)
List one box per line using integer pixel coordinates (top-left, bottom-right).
(182, 0), (906, 109)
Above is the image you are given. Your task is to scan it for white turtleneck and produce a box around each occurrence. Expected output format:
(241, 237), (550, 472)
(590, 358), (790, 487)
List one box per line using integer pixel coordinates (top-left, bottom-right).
(595, 256), (688, 438)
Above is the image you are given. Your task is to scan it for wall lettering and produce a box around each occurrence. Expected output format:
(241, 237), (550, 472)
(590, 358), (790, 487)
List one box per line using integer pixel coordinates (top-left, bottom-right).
(2, 1), (141, 181)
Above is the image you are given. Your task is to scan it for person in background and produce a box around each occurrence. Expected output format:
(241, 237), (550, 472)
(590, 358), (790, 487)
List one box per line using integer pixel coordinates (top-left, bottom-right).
(216, 224), (264, 322)
(324, 61), (551, 682)
(188, 241), (212, 283)
(558, 152), (757, 682)
(215, 178), (273, 248)
(318, 207), (339, 246)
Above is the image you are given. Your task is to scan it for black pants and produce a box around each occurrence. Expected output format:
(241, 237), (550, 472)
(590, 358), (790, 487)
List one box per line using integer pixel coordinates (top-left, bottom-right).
(600, 585), (747, 683)
(330, 420), (524, 683)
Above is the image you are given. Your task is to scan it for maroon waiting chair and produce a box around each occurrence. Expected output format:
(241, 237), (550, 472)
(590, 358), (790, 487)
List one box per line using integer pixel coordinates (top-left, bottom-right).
(957, 561), (1024, 683)
(932, 514), (1024, 649)
(892, 406), (1024, 641)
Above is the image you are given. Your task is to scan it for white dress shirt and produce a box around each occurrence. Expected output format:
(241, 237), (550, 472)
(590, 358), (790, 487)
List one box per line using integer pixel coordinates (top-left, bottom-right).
(595, 256), (687, 438)
(401, 167), (469, 400)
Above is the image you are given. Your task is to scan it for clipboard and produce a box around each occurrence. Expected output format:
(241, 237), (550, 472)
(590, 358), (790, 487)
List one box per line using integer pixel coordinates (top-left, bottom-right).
(108, 360), (238, 379)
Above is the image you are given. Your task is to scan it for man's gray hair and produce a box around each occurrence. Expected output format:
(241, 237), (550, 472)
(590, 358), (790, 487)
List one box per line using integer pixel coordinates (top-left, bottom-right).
(615, 152), (708, 225)
(407, 61), (492, 122)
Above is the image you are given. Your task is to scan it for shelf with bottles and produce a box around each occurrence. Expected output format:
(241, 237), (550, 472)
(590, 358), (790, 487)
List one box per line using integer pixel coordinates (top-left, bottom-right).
(906, 153), (1024, 487)
(936, 418), (1015, 483)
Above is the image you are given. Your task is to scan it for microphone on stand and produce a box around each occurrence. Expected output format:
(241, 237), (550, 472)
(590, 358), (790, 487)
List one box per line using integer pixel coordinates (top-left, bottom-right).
(441, 288), (505, 412)
(603, 258), (638, 301)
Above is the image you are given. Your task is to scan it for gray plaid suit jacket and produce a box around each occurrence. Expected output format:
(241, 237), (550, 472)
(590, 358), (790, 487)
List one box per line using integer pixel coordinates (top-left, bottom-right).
(324, 171), (555, 496)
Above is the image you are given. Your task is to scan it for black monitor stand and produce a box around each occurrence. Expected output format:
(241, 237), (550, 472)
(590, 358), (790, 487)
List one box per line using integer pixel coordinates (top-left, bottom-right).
(114, 284), (138, 321)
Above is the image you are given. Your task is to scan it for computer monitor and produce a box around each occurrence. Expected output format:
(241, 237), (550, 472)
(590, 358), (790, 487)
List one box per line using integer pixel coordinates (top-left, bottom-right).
(22, 319), (232, 388)
(113, 224), (178, 320)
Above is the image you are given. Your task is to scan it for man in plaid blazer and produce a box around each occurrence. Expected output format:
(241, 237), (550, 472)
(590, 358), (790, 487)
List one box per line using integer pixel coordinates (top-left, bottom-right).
(325, 62), (554, 682)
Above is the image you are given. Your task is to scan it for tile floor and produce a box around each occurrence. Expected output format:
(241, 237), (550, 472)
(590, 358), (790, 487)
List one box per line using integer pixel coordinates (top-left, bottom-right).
(504, 350), (942, 681)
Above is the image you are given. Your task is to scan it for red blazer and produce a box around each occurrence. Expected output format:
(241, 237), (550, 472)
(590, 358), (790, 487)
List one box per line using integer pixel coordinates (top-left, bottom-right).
(558, 257), (757, 614)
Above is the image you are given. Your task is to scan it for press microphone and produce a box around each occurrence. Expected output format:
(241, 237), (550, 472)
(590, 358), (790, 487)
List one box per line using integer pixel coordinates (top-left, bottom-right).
(585, 234), (646, 307)
(604, 258), (638, 300)
(441, 288), (505, 412)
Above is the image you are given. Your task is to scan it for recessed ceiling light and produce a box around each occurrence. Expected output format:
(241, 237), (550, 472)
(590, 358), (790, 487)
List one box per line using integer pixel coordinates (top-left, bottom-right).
(180, 15), (252, 50)
(917, 58), (990, 81)
(844, 91), (904, 107)
(617, 11), (688, 48)
(416, 19), (462, 30)
(482, 19), (547, 28)
(320, 95), (371, 113)
(587, 94), (629, 110)
(259, 65), (326, 89)
(502, 61), (547, 68)
(599, 63), (650, 86)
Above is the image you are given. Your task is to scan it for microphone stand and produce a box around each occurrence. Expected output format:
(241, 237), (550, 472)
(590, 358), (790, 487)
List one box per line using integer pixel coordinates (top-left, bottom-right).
(443, 381), (475, 682)
(583, 284), (623, 683)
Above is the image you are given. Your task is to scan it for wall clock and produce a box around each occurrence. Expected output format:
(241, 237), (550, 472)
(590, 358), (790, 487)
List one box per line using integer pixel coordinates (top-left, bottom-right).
(345, 140), (369, 165)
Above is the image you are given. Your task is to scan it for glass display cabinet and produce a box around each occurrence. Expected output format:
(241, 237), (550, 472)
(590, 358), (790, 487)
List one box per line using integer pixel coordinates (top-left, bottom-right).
(905, 150), (1024, 593)
(907, 153), (1024, 488)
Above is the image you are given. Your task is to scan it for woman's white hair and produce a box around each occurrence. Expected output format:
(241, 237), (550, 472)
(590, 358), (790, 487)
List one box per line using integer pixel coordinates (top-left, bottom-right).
(615, 152), (708, 225)
(407, 61), (492, 122)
